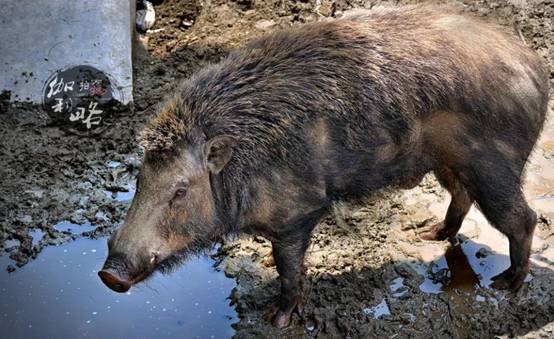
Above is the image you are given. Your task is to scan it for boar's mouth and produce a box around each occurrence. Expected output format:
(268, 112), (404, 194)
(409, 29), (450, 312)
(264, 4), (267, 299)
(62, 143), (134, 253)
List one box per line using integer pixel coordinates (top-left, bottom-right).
(155, 252), (191, 275)
(99, 234), (219, 293)
(99, 252), (192, 293)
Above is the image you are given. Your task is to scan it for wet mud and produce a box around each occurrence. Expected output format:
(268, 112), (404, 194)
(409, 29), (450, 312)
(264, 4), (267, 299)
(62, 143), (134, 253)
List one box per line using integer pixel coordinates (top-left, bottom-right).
(1, 0), (553, 338)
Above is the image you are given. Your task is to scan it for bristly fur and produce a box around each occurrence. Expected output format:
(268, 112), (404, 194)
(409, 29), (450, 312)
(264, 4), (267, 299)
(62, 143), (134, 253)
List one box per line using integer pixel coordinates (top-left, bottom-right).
(156, 224), (231, 275)
(139, 4), (547, 174)
(111, 4), (549, 305)
(138, 96), (188, 152)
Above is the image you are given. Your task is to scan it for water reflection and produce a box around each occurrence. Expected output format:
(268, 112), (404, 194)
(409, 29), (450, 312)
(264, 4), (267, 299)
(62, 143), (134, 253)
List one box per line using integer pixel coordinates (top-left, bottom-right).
(29, 229), (45, 247)
(408, 237), (512, 295)
(103, 187), (136, 202)
(53, 221), (97, 234)
(0, 238), (237, 338)
(363, 299), (391, 319)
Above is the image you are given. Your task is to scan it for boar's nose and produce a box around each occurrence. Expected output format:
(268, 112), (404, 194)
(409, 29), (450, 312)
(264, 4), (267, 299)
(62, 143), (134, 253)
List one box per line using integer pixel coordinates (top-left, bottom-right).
(98, 268), (132, 293)
(98, 253), (133, 293)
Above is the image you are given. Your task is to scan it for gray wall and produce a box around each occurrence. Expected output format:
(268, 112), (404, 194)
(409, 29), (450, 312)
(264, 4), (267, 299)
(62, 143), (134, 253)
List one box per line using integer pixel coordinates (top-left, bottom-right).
(0, 0), (134, 105)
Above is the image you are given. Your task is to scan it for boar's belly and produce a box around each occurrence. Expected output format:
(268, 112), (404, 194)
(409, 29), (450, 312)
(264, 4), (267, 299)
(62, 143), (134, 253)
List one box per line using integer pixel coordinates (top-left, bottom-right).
(327, 143), (434, 198)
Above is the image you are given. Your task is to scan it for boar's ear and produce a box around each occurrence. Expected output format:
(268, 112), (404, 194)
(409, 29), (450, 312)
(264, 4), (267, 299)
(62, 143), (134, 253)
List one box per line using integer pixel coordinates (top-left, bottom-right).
(204, 135), (236, 174)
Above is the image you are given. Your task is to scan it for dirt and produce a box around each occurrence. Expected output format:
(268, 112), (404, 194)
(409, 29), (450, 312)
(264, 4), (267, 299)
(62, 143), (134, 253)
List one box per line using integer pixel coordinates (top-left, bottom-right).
(1, 0), (553, 338)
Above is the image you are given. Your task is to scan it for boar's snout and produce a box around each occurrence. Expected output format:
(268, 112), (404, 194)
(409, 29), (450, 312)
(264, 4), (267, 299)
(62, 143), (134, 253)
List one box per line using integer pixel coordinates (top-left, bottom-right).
(98, 251), (153, 293)
(98, 268), (131, 293)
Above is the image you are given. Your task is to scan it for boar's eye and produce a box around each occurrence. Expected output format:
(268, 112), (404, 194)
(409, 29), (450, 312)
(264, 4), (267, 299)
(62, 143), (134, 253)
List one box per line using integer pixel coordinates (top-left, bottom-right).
(173, 188), (187, 200)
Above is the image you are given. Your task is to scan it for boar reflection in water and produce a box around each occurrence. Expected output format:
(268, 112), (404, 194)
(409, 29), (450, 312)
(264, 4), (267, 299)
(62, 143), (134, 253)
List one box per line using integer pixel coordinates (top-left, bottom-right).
(99, 5), (549, 327)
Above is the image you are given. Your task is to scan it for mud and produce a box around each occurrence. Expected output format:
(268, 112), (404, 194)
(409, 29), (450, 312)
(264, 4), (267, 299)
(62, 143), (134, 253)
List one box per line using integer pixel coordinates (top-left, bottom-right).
(1, 0), (553, 338)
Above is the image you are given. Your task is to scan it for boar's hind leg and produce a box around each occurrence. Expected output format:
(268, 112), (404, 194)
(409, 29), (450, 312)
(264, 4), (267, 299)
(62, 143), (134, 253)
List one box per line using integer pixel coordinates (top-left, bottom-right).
(265, 209), (326, 328)
(420, 167), (474, 241)
(468, 160), (536, 290)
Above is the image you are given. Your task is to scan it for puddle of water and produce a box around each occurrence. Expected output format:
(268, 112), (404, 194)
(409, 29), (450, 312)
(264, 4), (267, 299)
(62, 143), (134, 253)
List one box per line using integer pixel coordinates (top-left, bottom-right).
(457, 240), (510, 287)
(103, 186), (136, 202)
(30, 229), (45, 247)
(410, 260), (446, 294)
(389, 276), (410, 298)
(363, 299), (391, 319)
(54, 221), (97, 234)
(389, 277), (404, 292)
(113, 190), (135, 202)
(4, 239), (20, 249)
(107, 160), (122, 168)
(409, 236), (511, 296)
(412, 194), (532, 295)
(0, 238), (237, 338)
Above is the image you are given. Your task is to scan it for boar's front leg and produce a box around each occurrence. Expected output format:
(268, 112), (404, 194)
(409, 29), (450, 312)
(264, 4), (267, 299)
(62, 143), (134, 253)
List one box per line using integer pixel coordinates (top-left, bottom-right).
(265, 210), (325, 328)
(265, 238), (308, 327)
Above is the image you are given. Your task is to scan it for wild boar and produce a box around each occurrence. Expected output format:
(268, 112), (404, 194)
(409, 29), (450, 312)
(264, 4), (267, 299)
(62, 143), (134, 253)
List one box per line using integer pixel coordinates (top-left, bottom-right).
(99, 5), (549, 327)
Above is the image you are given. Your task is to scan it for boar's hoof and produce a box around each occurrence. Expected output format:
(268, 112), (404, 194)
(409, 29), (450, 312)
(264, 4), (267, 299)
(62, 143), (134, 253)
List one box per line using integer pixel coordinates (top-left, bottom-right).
(264, 296), (304, 328)
(269, 308), (293, 328)
(490, 267), (527, 290)
(419, 221), (454, 241)
(261, 252), (276, 267)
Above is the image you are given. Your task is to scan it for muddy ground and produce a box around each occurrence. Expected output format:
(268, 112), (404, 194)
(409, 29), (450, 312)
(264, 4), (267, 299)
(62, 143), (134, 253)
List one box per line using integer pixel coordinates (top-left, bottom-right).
(1, 0), (553, 337)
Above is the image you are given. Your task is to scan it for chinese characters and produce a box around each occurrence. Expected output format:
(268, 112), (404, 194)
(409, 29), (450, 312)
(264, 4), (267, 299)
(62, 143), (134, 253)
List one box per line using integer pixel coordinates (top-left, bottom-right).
(43, 66), (113, 130)
(69, 101), (104, 129)
(46, 76), (75, 98)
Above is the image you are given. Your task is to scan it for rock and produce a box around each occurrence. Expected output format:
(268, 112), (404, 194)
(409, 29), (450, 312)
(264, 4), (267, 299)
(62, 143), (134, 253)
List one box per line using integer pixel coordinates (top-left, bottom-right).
(318, 0), (335, 17)
(19, 215), (33, 224)
(255, 19), (276, 31)
(475, 247), (491, 259)
(180, 19), (194, 28)
(136, 1), (156, 33)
